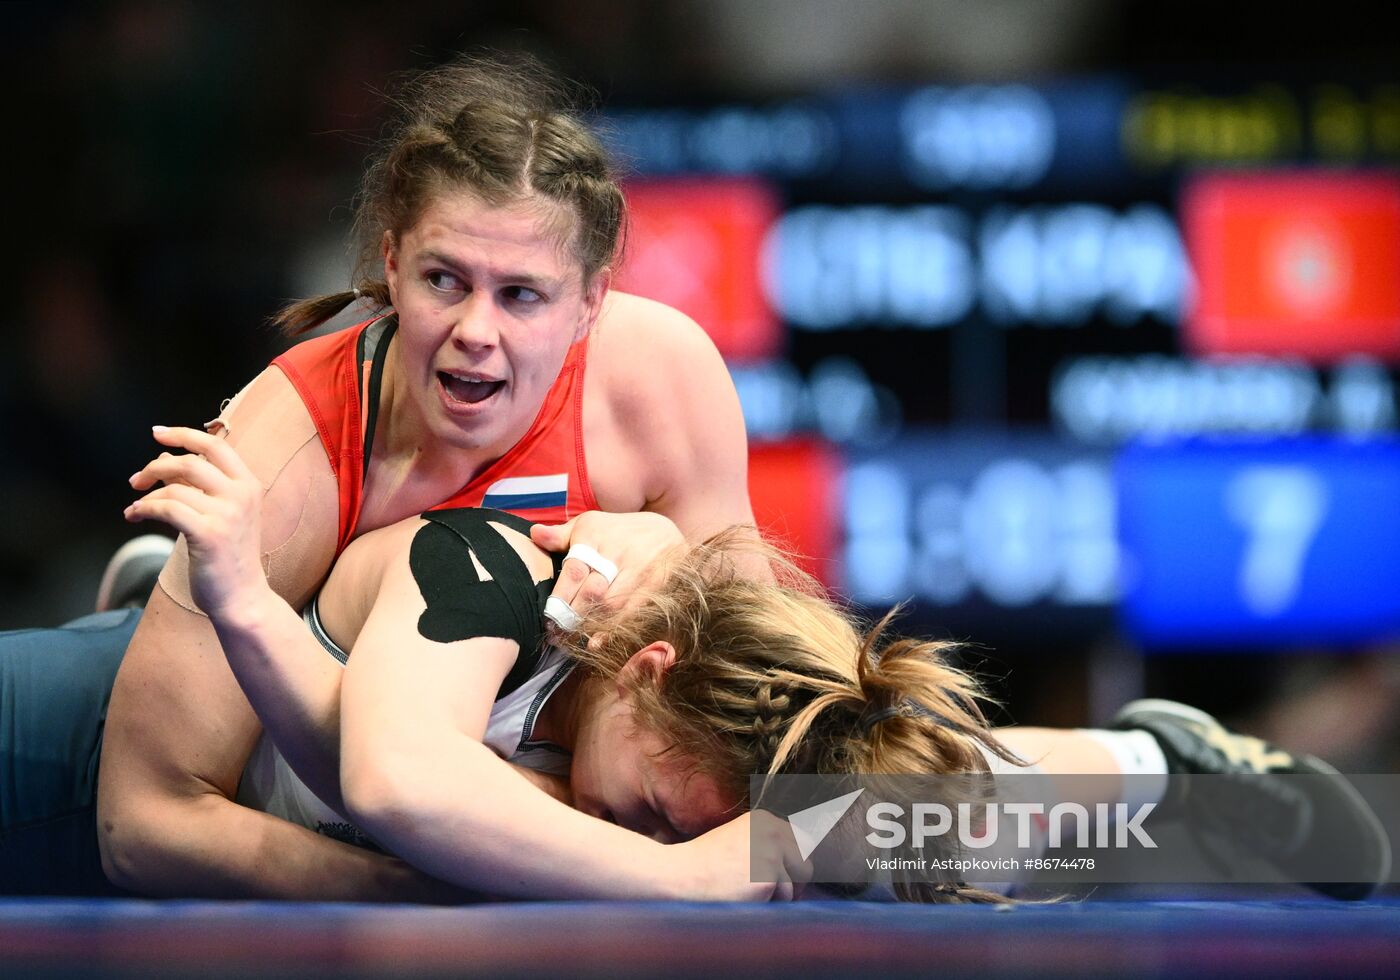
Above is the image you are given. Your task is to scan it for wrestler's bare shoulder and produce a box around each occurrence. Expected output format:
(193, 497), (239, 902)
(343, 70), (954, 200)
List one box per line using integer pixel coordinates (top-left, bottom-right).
(583, 292), (741, 513)
(592, 291), (721, 376)
(588, 291), (732, 427)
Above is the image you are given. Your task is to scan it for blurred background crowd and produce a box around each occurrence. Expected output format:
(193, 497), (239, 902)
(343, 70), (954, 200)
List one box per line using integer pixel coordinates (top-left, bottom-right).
(4, 0), (1399, 770)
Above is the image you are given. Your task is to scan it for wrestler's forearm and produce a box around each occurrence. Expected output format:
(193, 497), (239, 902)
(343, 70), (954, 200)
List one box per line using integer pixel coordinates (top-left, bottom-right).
(212, 586), (348, 815)
(104, 788), (467, 901)
(343, 738), (676, 900)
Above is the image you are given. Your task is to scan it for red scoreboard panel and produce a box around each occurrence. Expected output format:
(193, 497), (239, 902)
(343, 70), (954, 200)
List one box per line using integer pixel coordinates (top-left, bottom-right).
(1183, 172), (1400, 362)
(746, 438), (843, 588)
(614, 178), (783, 362)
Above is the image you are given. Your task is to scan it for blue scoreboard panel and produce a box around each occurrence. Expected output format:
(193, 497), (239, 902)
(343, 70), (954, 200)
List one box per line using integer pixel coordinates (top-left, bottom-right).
(1116, 438), (1400, 649)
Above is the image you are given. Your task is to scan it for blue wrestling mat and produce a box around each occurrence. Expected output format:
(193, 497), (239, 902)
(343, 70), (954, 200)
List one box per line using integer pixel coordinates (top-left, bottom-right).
(3, 897), (1399, 978)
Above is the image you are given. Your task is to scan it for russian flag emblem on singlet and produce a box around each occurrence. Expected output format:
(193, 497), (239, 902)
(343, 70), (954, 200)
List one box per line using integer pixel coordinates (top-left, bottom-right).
(481, 474), (569, 512)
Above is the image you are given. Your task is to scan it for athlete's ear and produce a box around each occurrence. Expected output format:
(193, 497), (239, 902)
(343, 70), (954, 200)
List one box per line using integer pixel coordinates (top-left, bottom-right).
(575, 267), (611, 343)
(382, 230), (400, 306)
(617, 640), (676, 693)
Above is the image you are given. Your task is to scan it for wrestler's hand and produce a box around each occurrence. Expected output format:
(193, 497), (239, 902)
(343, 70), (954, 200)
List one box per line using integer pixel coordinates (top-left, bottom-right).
(531, 511), (685, 628)
(125, 425), (269, 621)
(667, 811), (810, 902)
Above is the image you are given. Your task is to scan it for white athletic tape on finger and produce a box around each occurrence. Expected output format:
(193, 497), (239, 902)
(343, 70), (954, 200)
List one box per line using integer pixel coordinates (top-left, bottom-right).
(544, 595), (583, 631)
(564, 543), (618, 584)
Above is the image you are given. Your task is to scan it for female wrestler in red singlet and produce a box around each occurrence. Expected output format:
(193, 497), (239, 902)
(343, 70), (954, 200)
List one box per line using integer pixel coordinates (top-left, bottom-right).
(98, 54), (754, 899)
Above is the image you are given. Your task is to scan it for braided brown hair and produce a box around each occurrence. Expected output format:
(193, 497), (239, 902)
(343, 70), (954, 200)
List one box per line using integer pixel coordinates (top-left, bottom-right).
(274, 51), (625, 335)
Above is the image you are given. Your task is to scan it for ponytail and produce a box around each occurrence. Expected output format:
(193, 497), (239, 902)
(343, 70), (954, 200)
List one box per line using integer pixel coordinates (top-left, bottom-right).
(853, 613), (1022, 776)
(271, 278), (392, 336)
(850, 617), (1025, 904)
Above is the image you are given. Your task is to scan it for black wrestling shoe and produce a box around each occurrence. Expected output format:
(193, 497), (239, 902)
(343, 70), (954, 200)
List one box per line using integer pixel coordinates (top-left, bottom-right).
(95, 534), (174, 611)
(1112, 698), (1391, 901)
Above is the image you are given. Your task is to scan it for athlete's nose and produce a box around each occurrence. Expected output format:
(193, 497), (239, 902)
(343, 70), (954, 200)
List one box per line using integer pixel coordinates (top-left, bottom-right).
(450, 294), (500, 351)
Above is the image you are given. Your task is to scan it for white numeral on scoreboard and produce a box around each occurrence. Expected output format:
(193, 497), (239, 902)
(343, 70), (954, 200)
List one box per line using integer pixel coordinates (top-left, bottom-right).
(1225, 466), (1328, 617)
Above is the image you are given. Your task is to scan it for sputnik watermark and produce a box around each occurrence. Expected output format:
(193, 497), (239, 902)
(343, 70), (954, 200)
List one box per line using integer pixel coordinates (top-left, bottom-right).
(750, 773), (1399, 887)
(788, 788), (866, 861)
(785, 790), (1156, 860)
(864, 801), (1157, 850)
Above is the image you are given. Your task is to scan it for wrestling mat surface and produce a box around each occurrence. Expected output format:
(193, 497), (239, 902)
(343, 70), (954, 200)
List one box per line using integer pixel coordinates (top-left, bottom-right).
(3, 896), (1399, 978)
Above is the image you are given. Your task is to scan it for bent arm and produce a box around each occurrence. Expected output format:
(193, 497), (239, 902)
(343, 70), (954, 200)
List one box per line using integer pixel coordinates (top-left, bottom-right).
(340, 527), (677, 899)
(346, 734), (673, 900)
(542, 297), (767, 613)
(643, 310), (783, 588)
(215, 588), (576, 817)
(98, 369), (460, 899)
(133, 421), (353, 816)
(99, 589), (463, 900)
(641, 327), (756, 543)
(592, 297), (757, 541)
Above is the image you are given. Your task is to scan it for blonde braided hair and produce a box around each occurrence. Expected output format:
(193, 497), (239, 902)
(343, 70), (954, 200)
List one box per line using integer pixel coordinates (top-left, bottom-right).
(557, 528), (1023, 903)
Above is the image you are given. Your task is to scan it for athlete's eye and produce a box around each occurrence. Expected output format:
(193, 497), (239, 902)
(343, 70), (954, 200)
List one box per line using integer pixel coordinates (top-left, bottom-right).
(426, 270), (464, 292)
(502, 285), (544, 304)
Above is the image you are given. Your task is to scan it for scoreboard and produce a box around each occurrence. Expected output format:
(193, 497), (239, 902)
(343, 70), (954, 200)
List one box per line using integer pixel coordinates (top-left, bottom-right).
(605, 77), (1400, 652)
(1117, 438), (1400, 648)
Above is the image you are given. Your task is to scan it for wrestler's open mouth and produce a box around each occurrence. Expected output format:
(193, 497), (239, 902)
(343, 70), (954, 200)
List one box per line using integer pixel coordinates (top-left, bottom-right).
(438, 372), (505, 405)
